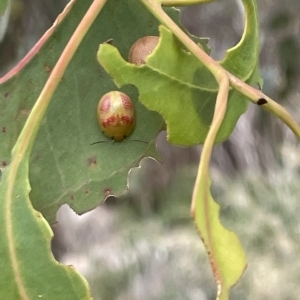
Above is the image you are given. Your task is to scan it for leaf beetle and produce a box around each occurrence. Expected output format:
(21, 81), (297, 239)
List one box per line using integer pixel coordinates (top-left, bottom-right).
(95, 91), (135, 142)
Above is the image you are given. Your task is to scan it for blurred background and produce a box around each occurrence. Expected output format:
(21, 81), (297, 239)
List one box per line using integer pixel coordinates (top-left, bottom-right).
(1, 0), (300, 299)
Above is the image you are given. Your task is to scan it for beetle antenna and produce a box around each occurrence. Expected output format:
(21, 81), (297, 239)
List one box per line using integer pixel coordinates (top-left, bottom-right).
(90, 139), (148, 145)
(130, 139), (148, 143)
(90, 140), (110, 145)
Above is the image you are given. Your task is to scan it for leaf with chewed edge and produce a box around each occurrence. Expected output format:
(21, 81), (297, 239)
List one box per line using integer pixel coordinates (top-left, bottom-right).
(0, 0), (192, 224)
(98, 0), (260, 146)
(193, 175), (247, 300)
(98, 1), (259, 296)
(192, 1), (259, 297)
(0, 154), (91, 299)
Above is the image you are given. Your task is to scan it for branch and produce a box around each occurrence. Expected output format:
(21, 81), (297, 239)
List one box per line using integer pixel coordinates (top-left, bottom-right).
(140, 0), (300, 139)
(161, 0), (214, 6)
(228, 74), (300, 138)
(13, 0), (108, 159)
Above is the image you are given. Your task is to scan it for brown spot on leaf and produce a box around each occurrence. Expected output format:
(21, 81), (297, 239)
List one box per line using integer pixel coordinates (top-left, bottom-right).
(32, 154), (40, 162)
(1, 161), (7, 167)
(194, 224), (221, 285)
(14, 107), (31, 121)
(87, 157), (97, 167)
(45, 65), (52, 74)
(70, 194), (75, 200)
(20, 109), (31, 116)
(103, 188), (112, 197)
(2, 127), (6, 133)
(4, 92), (9, 98)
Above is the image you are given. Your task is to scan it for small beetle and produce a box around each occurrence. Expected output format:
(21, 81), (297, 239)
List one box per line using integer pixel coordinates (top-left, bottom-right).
(96, 91), (135, 142)
(128, 36), (159, 65)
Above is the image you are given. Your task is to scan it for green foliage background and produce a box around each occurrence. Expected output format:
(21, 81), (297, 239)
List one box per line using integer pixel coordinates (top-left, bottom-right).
(0, 0), (300, 299)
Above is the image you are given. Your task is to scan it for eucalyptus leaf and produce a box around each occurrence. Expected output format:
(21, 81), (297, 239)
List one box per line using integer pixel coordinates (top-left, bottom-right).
(98, 0), (261, 146)
(0, 0), (9, 15)
(0, 0), (189, 223)
(0, 146), (91, 299)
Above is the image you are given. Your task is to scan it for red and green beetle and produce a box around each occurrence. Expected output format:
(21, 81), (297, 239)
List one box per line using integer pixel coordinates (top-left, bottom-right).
(95, 91), (135, 142)
(93, 36), (158, 144)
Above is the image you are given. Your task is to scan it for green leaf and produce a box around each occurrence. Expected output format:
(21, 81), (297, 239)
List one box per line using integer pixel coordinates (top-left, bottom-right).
(194, 176), (247, 300)
(0, 0), (9, 15)
(0, 0), (188, 223)
(221, 0), (261, 85)
(98, 1), (260, 294)
(192, 0), (260, 298)
(98, 0), (261, 146)
(0, 156), (91, 299)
